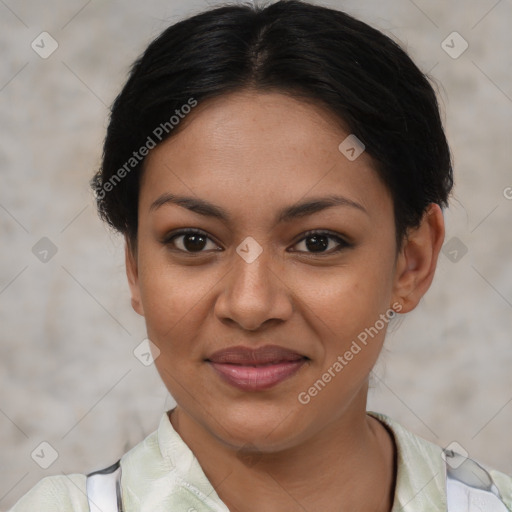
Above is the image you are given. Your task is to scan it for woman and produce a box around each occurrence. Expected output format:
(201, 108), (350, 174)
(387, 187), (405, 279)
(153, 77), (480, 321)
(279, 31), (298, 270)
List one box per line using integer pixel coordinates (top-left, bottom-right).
(9, 1), (511, 511)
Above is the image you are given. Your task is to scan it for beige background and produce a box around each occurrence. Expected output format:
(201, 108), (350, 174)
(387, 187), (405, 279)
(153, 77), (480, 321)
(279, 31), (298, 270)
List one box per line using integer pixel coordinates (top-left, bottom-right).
(1, 0), (511, 509)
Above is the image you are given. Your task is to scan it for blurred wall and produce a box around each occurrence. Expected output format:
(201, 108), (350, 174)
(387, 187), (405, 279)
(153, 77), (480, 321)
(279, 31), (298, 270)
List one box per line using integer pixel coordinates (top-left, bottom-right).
(1, 0), (511, 509)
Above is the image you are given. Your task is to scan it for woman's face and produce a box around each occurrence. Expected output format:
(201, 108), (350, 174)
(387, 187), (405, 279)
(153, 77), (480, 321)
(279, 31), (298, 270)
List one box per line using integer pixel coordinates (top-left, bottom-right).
(127, 90), (407, 451)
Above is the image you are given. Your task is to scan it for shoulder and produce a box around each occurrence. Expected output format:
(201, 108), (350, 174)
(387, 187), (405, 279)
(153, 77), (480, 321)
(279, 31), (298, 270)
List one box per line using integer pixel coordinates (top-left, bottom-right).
(369, 411), (512, 511)
(488, 467), (512, 509)
(7, 473), (89, 512)
(8, 423), (162, 512)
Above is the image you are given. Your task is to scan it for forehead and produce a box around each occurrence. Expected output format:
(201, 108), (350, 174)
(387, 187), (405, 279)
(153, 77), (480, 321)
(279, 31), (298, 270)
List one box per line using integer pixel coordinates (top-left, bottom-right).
(139, 91), (392, 223)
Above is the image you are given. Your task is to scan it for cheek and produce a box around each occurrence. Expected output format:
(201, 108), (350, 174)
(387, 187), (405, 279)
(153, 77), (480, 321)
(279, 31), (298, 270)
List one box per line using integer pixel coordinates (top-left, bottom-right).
(292, 253), (396, 390)
(295, 259), (395, 336)
(294, 267), (395, 410)
(136, 251), (218, 349)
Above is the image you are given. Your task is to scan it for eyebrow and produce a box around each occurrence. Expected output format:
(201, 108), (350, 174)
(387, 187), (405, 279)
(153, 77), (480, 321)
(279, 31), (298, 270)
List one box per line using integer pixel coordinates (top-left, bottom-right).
(149, 193), (368, 224)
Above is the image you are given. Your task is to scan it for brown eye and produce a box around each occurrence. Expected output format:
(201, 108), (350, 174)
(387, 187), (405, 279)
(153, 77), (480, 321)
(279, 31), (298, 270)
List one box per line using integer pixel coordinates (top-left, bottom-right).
(164, 229), (220, 253)
(292, 231), (350, 254)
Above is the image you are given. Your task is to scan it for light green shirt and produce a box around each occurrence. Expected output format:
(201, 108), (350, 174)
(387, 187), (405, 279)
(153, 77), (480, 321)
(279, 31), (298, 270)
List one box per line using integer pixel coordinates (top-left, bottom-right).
(8, 411), (512, 511)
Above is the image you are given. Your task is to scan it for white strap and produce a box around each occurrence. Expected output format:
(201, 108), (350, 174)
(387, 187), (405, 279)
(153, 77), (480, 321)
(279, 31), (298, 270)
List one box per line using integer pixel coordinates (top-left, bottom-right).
(85, 452), (511, 512)
(444, 449), (509, 511)
(86, 460), (123, 512)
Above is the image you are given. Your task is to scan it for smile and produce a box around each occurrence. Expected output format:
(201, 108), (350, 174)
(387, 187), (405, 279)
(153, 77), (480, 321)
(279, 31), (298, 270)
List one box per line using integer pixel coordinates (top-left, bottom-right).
(206, 345), (309, 391)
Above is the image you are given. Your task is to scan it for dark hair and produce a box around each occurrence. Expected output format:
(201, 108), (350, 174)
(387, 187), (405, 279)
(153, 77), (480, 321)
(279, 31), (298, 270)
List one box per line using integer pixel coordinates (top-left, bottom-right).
(91, 0), (453, 247)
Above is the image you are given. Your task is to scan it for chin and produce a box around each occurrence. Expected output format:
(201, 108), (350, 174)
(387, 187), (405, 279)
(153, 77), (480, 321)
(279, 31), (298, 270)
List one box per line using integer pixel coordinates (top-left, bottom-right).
(203, 397), (309, 452)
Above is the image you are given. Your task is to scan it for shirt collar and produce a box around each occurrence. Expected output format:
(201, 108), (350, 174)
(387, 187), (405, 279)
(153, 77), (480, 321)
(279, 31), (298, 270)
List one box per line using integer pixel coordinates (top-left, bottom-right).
(156, 409), (447, 512)
(156, 410), (229, 506)
(368, 411), (447, 512)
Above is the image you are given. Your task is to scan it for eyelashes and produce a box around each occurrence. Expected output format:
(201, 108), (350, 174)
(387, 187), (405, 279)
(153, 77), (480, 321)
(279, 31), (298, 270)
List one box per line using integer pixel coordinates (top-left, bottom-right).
(163, 228), (221, 253)
(162, 228), (352, 256)
(291, 230), (351, 254)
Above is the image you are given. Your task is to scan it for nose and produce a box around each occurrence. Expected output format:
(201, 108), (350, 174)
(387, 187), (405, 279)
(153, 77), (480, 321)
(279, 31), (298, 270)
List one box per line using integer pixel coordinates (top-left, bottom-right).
(213, 242), (293, 332)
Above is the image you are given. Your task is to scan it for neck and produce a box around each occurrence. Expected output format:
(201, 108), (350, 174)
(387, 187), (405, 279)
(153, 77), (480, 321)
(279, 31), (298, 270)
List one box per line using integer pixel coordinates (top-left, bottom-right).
(169, 396), (396, 512)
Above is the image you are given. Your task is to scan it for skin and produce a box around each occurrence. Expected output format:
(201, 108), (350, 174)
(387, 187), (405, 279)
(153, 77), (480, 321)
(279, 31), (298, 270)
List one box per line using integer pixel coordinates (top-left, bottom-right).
(125, 90), (445, 511)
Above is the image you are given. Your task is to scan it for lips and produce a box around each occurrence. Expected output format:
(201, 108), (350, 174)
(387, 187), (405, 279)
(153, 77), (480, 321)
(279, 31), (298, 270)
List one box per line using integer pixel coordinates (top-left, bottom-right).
(206, 345), (308, 391)
(208, 345), (306, 365)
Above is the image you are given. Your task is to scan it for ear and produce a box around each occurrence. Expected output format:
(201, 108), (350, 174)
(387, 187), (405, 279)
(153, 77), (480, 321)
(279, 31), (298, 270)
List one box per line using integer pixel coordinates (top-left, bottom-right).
(391, 203), (445, 313)
(125, 237), (145, 316)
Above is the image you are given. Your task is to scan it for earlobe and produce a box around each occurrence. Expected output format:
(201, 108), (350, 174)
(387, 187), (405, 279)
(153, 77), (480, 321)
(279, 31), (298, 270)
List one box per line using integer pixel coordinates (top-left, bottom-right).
(392, 204), (445, 313)
(125, 238), (145, 317)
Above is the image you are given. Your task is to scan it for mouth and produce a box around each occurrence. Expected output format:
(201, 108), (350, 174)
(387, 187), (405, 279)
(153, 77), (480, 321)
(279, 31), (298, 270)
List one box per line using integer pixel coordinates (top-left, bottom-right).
(206, 345), (309, 391)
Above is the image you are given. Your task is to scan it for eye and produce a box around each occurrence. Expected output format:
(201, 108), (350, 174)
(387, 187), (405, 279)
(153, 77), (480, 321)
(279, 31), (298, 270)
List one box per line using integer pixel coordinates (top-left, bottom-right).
(162, 229), (351, 255)
(291, 230), (351, 254)
(163, 228), (221, 253)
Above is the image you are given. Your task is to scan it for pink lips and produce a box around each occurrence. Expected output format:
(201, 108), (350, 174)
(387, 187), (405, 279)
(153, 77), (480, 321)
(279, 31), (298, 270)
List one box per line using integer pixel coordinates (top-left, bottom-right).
(207, 345), (307, 391)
